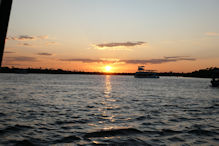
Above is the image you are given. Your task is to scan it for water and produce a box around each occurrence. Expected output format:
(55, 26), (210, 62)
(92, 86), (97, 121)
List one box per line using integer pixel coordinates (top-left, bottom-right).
(0, 74), (218, 145)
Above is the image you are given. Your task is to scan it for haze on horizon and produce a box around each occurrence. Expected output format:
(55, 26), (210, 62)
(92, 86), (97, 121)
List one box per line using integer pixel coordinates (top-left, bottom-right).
(2, 0), (219, 73)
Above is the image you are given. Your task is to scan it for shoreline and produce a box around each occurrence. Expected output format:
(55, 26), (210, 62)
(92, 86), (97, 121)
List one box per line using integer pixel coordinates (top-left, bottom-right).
(0, 67), (218, 78)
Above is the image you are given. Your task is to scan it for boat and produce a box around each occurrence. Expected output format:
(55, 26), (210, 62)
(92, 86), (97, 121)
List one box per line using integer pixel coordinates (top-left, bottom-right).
(211, 78), (219, 87)
(134, 66), (159, 78)
(211, 69), (219, 87)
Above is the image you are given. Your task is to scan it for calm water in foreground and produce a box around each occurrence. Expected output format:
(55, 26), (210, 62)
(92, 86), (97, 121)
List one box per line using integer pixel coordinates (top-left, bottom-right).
(0, 74), (218, 146)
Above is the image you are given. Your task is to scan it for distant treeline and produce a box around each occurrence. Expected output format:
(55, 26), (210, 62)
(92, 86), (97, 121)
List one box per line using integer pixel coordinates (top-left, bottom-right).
(0, 67), (133, 76)
(182, 67), (219, 78)
(0, 67), (218, 78)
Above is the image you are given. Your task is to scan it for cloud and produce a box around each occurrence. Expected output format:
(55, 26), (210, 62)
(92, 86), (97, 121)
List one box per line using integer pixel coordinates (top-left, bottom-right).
(94, 41), (146, 50)
(163, 56), (195, 60)
(205, 32), (219, 37)
(2, 63), (21, 66)
(60, 58), (106, 63)
(17, 35), (35, 40)
(4, 51), (15, 54)
(7, 35), (49, 41)
(22, 43), (32, 46)
(164, 56), (186, 59)
(6, 56), (38, 62)
(122, 56), (196, 64)
(60, 56), (196, 65)
(7, 35), (35, 41)
(37, 52), (53, 56)
(60, 58), (121, 64)
(45, 41), (57, 46)
(17, 42), (32, 46)
(38, 35), (49, 39)
(96, 41), (146, 48)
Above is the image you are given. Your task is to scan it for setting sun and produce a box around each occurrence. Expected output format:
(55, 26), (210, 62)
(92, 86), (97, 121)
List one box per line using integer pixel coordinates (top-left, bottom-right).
(104, 66), (112, 72)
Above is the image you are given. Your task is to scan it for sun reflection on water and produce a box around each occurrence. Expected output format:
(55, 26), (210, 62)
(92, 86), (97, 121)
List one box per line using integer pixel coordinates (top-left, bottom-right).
(104, 75), (111, 98)
(99, 75), (117, 126)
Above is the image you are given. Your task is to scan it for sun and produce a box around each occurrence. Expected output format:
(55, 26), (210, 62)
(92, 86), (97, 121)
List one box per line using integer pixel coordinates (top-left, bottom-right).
(104, 66), (112, 72)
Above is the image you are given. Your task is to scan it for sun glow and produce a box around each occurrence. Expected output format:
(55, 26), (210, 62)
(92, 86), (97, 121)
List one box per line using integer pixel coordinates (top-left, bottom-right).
(104, 66), (112, 72)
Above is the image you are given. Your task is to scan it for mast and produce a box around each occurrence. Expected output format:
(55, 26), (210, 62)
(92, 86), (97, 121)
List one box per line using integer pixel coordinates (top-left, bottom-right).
(0, 0), (13, 67)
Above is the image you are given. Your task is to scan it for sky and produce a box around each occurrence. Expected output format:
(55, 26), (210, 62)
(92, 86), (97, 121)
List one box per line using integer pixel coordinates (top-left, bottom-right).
(3, 0), (219, 73)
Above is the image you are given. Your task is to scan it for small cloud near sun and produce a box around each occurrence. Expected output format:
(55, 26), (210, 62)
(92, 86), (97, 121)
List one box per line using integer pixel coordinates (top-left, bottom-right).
(37, 52), (53, 56)
(97, 41), (146, 47)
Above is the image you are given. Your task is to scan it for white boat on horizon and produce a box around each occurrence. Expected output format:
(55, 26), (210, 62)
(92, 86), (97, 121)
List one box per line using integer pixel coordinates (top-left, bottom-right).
(134, 66), (159, 78)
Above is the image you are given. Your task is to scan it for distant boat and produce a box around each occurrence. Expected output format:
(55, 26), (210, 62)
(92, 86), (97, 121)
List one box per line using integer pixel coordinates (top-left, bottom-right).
(211, 78), (219, 87)
(134, 66), (159, 78)
(211, 69), (219, 87)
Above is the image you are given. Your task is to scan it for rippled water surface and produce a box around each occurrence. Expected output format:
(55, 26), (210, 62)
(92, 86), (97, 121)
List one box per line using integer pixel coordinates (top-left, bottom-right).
(0, 74), (218, 145)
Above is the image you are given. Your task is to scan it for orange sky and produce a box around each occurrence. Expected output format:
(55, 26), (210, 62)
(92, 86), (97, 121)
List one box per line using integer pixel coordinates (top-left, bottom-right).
(2, 0), (219, 73)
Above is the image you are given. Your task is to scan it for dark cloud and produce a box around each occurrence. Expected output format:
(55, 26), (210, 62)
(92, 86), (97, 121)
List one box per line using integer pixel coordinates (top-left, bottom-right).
(60, 58), (120, 64)
(37, 52), (53, 56)
(18, 35), (35, 40)
(122, 59), (170, 64)
(7, 35), (35, 40)
(2, 63), (21, 66)
(122, 56), (196, 64)
(60, 58), (105, 63)
(4, 51), (15, 54)
(22, 43), (32, 46)
(164, 56), (188, 59)
(60, 56), (195, 65)
(7, 35), (48, 41)
(6, 56), (38, 62)
(96, 41), (146, 48)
